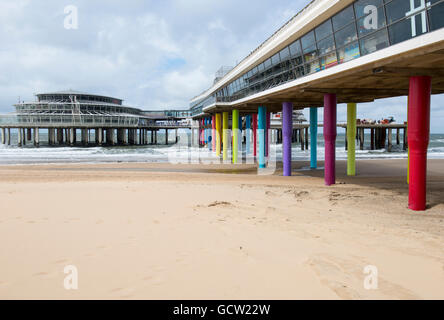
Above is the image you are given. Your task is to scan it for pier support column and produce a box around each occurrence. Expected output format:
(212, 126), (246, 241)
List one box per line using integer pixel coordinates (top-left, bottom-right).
(258, 106), (267, 169)
(252, 114), (257, 158)
(18, 128), (22, 147)
(215, 114), (222, 156)
(33, 128), (39, 147)
(81, 128), (88, 146)
(232, 109), (239, 164)
(408, 76), (431, 211)
(22, 129), (26, 145)
(310, 107), (318, 169)
(165, 129), (168, 145)
(1, 128), (5, 144)
(57, 129), (63, 145)
(324, 94), (337, 186)
(266, 112), (271, 157)
(69, 128), (75, 146)
(347, 103), (357, 176)
(282, 102), (293, 176)
(27, 129), (32, 141)
(245, 115), (251, 156)
(7, 128), (11, 145)
(211, 116), (216, 152)
(388, 129), (393, 152)
(222, 112), (229, 162)
(300, 127), (305, 151)
(371, 128), (375, 150)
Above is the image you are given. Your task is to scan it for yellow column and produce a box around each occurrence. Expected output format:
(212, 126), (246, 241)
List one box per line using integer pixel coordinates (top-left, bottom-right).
(215, 113), (222, 156)
(347, 103), (357, 176)
(223, 112), (229, 161)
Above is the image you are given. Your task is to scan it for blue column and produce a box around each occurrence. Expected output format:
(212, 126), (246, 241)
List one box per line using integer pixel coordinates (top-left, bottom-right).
(245, 115), (251, 155)
(258, 106), (267, 168)
(310, 107), (318, 169)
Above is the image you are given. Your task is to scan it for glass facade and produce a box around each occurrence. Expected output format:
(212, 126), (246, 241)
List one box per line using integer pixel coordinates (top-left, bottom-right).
(200, 0), (444, 106)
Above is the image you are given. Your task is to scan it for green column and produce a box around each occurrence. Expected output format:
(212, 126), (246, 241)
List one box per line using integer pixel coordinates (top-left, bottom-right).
(232, 109), (239, 164)
(347, 103), (357, 176)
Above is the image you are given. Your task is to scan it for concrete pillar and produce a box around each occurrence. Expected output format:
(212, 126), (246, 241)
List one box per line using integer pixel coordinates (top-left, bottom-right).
(57, 129), (63, 145)
(81, 128), (88, 146)
(258, 106), (266, 169)
(408, 76), (431, 211)
(388, 128), (393, 152)
(22, 129), (26, 145)
(371, 128), (375, 150)
(310, 107), (318, 169)
(27, 128), (32, 141)
(7, 128), (11, 145)
(282, 102), (293, 176)
(165, 129), (168, 145)
(324, 93), (337, 186)
(1, 128), (5, 144)
(347, 103), (357, 176)
(18, 128), (22, 147)
(222, 112), (229, 162)
(70, 128), (75, 145)
(232, 109), (239, 164)
(300, 126), (305, 151)
(245, 115), (251, 156)
(360, 128), (364, 150)
(33, 128), (39, 147)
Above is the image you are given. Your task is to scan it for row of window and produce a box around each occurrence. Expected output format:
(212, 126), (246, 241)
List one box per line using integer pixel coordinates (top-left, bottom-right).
(203, 0), (444, 104)
(16, 104), (142, 116)
(38, 95), (122, 105)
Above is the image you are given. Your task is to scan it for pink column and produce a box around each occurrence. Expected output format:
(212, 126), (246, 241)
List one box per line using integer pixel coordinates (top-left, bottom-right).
(324, 94), (337, 186)
(408, 76), (432, 211)
(253, 114), (258, 157)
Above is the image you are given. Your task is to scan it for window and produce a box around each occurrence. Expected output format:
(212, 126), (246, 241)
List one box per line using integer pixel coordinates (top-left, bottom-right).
(315, 20), (333, 41)
(305, 60), (320, 74)
(385, 0), (412, 24)
(337, 41), (361, 63)
(289, 40), (302, 56)
(335, 22), (358, 47)
(332, 5), (355, 31)
(428, 2), (444, 31)
(301, 31), (316, 49)
(271, 53), (280, 65)
(356, 5), (386, 36)
(279, 46), (290, 61)
(354, 0), (383, 19)
(303, 44), (318, 62)
(359, 28), (389, 55)
(388, 14), (427, 45)
(317, 35), (335, 55)
(264, 58), (272, 69)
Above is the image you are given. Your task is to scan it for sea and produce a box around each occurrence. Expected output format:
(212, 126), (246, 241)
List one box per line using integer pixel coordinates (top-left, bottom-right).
(0, 130), (443, 165)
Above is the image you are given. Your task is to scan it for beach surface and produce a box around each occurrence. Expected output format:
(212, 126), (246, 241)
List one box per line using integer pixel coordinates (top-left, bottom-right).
(0, 159), (443, 299)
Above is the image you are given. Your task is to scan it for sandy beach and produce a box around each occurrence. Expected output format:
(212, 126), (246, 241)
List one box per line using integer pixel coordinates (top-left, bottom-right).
(0, 159), (443, 299)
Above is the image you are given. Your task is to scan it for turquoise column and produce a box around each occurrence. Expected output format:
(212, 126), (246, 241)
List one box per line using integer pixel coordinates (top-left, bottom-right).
(245, 115), (251, 155)
(310, 107), (318, 169)
(258, 106), (266, 168)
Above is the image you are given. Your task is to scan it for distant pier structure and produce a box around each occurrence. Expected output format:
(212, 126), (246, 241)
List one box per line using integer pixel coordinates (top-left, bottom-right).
(0, 91), (192, 147)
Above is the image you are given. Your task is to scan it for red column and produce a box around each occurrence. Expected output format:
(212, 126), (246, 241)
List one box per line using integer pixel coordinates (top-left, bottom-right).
(408, 76), (432, 211)
(252, 114), (258, 157)
(324, 93), (337, 186)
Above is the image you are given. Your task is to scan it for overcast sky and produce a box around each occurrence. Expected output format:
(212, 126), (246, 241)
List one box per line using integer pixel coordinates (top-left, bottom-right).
(0, 0), (443, 132)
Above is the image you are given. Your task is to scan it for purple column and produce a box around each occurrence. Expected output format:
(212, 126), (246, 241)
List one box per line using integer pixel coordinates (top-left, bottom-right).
(282, 102), (293, 176)
(324, 94), (337, 186)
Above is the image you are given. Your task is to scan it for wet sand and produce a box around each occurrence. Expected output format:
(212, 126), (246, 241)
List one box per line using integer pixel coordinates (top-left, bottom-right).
(0, 159), (443, 299)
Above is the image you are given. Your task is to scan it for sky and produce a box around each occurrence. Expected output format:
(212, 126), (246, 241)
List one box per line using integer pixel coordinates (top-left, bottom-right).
(0, 0), (443, 132)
